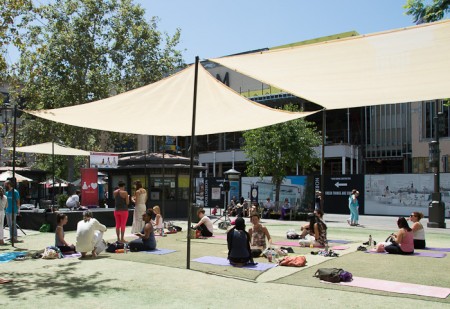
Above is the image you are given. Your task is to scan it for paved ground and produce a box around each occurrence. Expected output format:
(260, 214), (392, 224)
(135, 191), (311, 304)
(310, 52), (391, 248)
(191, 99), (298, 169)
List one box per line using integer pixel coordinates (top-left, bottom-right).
(1, 214), (449, 309)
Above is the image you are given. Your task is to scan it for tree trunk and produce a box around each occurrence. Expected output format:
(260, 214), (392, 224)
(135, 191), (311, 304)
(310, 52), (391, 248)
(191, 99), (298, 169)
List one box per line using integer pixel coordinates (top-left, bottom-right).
(67, 156), (74, 182)
(275, 179), (281, 212)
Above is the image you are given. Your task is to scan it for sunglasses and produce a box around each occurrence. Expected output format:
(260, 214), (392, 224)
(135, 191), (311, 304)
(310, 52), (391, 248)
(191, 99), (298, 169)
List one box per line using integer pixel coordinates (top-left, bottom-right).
(410, 214), (416, 217)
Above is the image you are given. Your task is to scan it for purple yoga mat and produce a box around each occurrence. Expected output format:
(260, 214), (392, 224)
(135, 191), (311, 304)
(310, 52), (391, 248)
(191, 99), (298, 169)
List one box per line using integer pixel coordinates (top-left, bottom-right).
(424, 247), (450, 252)
(142, 249), (176, 255)
(192, 256), (277, 271)
(365, 251), (446, 258)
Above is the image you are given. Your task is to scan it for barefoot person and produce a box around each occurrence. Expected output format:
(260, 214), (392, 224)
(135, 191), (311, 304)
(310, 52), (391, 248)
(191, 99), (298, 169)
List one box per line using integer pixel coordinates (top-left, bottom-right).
(131, 181), (147, 233)
(409, 211), (426, 249)
(113, 181), (129, 243)
(76, 210), (107, 258)
(227, 217), (255, 266)
(152, 206), (164, 236)
(193, 209), (213, 237)
(55, 213), (76, 253)
(128, 209), (157, 252)
(249, 213), (272, 250)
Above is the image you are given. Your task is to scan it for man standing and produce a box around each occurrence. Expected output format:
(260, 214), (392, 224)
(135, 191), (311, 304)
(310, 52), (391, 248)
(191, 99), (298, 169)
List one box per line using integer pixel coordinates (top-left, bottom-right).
(4, 180), (20, 243)
(66, 190), (81, 210)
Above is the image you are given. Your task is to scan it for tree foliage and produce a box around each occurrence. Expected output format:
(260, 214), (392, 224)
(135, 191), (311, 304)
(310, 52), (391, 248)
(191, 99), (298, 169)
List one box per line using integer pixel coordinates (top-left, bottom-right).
(9, 0), (183, 179)
(404, 0), (450, 23)
(243, 104), (321, 205)
(0, 0), (35, 79)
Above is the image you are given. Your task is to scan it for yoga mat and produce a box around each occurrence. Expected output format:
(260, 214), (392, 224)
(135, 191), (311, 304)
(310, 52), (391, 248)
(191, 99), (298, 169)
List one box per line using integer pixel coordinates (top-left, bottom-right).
(142, 249), (176, 255)
(210, 235), (227, 239)
(336, 276), (450, 299)
(365, 251), (446, 258)
(331, 245), (350, 250)
(192, 256), (277, 271)
(425, 247), (450, 252)
(274, 241), (323, 248)
(0, 251), (27, 263)
(62, 252), (82, 258)
(328, 239), (352, 244)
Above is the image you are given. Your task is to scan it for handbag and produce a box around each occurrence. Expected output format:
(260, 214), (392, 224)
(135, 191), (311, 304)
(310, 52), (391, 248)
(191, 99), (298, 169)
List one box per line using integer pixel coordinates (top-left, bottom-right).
(314, 268), (344, 283)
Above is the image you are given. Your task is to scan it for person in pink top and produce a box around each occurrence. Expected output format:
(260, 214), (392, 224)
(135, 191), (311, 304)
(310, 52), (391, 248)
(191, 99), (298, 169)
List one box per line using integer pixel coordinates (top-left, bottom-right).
(385, 217), (414, 255)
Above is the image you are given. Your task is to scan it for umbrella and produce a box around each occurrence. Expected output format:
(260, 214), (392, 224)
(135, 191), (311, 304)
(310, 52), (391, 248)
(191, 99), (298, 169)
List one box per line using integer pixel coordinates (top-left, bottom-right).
(39, 178), (70, 188)
(0, 171), (32, 182)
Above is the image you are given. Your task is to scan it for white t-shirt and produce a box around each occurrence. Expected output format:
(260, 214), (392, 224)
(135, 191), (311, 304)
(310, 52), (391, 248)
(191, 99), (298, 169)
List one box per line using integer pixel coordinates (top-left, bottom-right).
(76, 218), (107, 252)
(199, 215), (214, 233)
(66, 194), (80, 208)
(0, 195), (7, 211)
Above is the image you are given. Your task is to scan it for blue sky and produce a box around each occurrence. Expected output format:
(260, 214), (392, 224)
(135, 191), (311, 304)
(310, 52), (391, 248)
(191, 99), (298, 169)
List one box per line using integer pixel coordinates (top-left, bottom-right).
(141, 0), (420, 62)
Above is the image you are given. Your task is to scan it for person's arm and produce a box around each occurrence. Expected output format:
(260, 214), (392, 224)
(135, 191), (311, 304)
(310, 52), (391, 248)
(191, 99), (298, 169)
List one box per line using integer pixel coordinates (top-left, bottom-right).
(75, 195), (80, 207)
(131, 191), (138, 204)
(263, 226), (272, 245)
(394, 229), (404, 243)
(411, 222), (421, 233)
(314, 223), (320, 240)
(94, 220), (107, 232)
(248, 227), (253, 245)
(16, 191), (20, 213)
(154, 214), (161, 226)
(227, 230), (233, 252)
(193, 216), (205, 229)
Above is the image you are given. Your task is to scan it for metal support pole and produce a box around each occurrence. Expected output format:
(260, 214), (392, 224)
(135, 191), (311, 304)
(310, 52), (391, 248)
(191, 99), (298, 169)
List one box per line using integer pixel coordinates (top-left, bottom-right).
(320, 109), (326, 211)
(11, 105), (17, 247)
(186, 57), (199, 269)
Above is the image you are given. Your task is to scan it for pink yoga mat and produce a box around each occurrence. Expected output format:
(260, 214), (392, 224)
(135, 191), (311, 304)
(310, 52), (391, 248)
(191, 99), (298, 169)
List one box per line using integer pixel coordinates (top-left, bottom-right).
(331, 245), (350, 250)
(336, 276), (450, 299)
(210, 235), (227, 239)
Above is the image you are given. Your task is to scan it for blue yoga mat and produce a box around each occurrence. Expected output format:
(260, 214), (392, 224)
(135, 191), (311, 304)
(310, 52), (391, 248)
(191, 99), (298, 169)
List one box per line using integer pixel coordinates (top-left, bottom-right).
(0, 251), (27, 263)
(192, 256), (277, 271)
(142, 249), (176, 255)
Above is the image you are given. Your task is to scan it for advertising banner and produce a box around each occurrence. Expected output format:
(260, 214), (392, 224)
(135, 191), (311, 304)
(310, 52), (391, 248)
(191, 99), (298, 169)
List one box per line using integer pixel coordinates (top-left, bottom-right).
(90, 152), (119, 168)
(365, 173), (450, 217)
(81, 168), (98, 206)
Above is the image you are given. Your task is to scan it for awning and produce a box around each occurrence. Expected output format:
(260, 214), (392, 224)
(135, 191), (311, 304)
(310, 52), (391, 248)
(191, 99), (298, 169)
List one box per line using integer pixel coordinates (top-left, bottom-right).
(210, 20), (450, 109)
(0, 171), (32, 182)
(6, 142), (90, 156)
(25, 64), (317, 136)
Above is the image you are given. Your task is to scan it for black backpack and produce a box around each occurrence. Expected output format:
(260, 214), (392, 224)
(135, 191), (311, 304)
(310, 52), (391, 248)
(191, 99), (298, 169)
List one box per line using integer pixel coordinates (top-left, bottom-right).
(106, 241), (124, 253)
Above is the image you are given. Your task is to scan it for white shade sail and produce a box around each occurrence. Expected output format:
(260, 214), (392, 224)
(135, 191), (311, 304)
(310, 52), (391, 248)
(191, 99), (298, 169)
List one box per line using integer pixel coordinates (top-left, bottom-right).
(211, 20), (450, 110)
(0, 171), (32, 182)
(6, 142), (90, 156)
(26, 64), (316, 136)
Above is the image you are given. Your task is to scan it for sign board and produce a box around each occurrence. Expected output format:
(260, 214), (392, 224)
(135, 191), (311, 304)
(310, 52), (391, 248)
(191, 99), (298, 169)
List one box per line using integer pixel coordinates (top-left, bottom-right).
(81, 168), (99, 206)
(90, 152), (119, 169)
(324, 175), (364, 214)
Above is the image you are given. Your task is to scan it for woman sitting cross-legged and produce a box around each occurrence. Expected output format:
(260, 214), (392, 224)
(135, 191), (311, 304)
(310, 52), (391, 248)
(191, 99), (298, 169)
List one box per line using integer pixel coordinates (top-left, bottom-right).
(384, 217), (414, 255)
(409, 211), (426, 249)
(298, 213), (328, 247)
(55, 213), (76, 253)
(227, 217), (255, 267)
(129, 209), (157, 252)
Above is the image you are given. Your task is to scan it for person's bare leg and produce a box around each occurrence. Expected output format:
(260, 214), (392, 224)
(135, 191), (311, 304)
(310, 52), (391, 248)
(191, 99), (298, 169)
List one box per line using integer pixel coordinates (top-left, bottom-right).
(81, 252), (87, 258)
(91, 249), (97, 258)
(0, 278), (12, 284)
(116, 228), (120, 242)
(120, 228), (126, 243)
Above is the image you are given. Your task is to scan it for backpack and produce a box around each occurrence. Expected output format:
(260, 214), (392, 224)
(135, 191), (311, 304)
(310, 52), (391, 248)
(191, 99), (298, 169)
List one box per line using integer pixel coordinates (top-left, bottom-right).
(106, 241), (124, 253)
(42, 246), (62, 259)
(314, 268), (344, 283)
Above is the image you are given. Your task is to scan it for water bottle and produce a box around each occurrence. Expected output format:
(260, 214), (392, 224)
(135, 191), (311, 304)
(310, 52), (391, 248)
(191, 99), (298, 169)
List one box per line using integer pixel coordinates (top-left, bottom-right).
(124, 243), (128, 254)
(369, 235), (373, 248)
(267, 250), (272, 262)
(310, 241), (314, 249)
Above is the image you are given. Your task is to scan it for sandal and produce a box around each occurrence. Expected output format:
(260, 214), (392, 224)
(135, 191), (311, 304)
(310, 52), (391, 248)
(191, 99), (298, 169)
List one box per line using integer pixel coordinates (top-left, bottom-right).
(14, 255), (27, 261)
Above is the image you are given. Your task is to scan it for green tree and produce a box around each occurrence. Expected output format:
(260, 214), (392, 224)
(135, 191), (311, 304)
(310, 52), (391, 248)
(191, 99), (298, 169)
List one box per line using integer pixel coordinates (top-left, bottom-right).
(0, 0), (35, 78)
(243, 104), (321, 208)
(11, 0), (183, 179)
(404, 0), (450, 23)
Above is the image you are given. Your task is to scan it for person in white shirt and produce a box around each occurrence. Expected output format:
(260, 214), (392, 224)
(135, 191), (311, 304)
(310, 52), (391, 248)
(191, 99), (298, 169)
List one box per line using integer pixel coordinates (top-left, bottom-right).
(66, 190), (81, 209)
(0, 187), (7, 245)
(76, 210), (107, 258)
(193, 209), (213, 237)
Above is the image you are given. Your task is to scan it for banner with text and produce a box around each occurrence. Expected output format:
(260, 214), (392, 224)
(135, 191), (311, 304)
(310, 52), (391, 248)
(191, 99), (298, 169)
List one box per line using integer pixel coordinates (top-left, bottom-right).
(81, 168), (99, 206)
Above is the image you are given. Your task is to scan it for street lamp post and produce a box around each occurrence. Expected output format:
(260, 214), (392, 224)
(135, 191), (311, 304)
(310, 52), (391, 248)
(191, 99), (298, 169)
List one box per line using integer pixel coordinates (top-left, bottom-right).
(427, 108), (446, 228)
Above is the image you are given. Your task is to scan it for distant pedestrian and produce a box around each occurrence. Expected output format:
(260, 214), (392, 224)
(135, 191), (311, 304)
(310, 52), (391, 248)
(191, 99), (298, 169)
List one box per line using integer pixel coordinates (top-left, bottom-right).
(4, 180), (20, 243)
(314, 191), (322, 211)
(348, 189), (359, 226)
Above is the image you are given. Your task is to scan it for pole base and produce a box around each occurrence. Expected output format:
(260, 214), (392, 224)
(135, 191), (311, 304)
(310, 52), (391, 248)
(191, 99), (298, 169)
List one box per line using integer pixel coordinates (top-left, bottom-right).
(427, 222), (447, 228)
